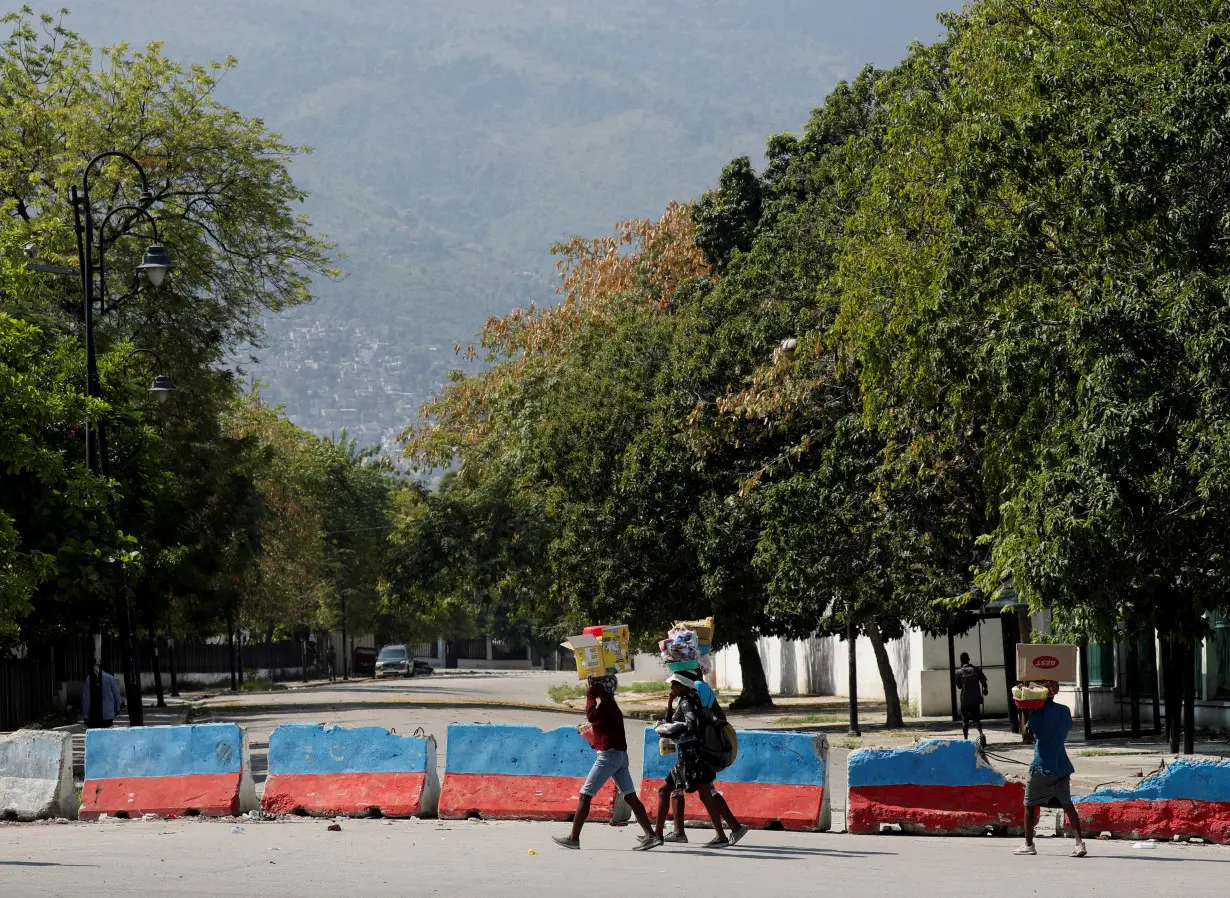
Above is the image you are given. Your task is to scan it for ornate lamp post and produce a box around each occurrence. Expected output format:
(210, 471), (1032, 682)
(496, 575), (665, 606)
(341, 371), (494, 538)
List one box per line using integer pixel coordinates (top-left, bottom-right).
(70, 152), (175, 727)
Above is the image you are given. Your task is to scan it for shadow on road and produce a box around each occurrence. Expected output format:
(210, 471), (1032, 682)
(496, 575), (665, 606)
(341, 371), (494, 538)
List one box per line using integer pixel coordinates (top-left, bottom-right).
(0, 861), (99, 868)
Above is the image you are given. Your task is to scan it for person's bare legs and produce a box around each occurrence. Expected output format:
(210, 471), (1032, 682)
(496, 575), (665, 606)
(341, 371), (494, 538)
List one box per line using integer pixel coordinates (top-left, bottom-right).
(672, 790), (685, 834)
(1062, 802), (1086, 854)
(712, 790), (741, 830)
(568, 794), (592, 842)
(1020, 805), (1039, 851)
(654, 783), (672, 839)
(624, 792), (655, 839)
(697, 785), (727, 841)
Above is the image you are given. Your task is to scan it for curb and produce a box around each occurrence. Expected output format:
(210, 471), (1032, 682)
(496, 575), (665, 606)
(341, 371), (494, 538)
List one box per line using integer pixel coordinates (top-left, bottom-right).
(193, 698), (584, 718)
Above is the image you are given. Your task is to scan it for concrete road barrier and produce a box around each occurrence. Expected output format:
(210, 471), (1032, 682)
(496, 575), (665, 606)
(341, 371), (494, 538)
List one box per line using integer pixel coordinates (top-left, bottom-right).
(639, 729), (830, 831)
(438, 724), (627, 821)
(1076, 759), (1230, 844)
(81, 723), (257, 820)
(847, 739), (1024, 835)
(0, 730), (76, 820)
(262, 724), (439, 818)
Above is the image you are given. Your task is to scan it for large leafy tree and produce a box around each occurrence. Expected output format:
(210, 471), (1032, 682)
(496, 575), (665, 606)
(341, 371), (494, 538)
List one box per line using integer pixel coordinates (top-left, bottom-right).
(839, 0), (1230, 746)
(0, 7), (334, 651)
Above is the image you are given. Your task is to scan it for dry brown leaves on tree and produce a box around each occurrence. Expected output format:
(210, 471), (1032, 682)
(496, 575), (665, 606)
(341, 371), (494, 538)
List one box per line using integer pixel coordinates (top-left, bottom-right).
(401, 202), (710, 468)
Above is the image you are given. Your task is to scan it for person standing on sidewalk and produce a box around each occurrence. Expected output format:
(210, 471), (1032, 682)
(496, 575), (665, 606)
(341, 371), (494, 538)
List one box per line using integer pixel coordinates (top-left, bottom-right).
(553, 673), (661, 851)
(1016, 680), (1087, 858)
(326, 644), (337, 682)
(81, 664), (123, 728)
(956, 652), (988, 742)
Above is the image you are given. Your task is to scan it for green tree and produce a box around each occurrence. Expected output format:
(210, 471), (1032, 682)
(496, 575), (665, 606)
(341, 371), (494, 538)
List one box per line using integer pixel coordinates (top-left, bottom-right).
(0, 7), (334, 653)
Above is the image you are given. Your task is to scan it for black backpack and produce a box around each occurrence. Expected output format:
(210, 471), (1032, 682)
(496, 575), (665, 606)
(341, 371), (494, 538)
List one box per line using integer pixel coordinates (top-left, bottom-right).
(697, 704), (736, 771)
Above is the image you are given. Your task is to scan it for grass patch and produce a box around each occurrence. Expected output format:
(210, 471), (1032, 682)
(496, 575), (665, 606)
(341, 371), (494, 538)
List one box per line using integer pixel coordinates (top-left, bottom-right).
(839, 738), (863, 750)
(549, 684), (587, 702)
(1078, 749), (1116, 757)
(620, 680), (670, 694)
(771, 714), (847, 726)
(549, 680), (672, 703)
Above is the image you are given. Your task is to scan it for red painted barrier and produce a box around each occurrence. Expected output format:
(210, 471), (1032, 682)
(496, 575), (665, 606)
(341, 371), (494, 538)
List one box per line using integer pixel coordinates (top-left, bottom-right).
(262, 772), (432, 817)
(846, 741), (1024, 836)
(80, 724), (256, 821)
(847, 783), (1024, 835)
(1077, 799), (1230, 844)
(439, 772), (621, 821)
(81, 773), (243, 819)
(638, 778), (825, 831)
(261, 725), (439, 818)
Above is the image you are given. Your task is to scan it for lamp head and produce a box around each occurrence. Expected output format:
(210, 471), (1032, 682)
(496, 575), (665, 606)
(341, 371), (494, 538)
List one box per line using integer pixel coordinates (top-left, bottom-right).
(138, 244), (174, 287)
(149, 373), (175, 403)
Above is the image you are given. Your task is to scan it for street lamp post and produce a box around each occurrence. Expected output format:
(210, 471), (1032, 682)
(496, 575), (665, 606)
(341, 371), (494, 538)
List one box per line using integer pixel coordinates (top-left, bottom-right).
(70, 151), (175, 728)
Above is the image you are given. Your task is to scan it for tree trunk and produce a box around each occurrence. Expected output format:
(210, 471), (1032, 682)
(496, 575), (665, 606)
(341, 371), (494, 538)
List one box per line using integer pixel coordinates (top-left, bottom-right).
(729, 637), (773, 709)
(868, 622), (904, 729)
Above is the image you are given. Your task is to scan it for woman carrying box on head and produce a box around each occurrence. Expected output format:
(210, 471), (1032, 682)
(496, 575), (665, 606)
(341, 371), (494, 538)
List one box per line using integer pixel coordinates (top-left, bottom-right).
(553, 672), (662, 851)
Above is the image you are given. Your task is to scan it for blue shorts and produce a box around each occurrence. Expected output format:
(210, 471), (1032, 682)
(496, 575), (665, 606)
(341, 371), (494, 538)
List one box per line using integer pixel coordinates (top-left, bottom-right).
(581, 750), (635, 797)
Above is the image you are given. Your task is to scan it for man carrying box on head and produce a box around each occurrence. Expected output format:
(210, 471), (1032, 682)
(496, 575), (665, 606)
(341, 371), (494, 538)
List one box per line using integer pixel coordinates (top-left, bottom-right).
(1015, 680), (1087, 858)
(553, 672), (662, 851)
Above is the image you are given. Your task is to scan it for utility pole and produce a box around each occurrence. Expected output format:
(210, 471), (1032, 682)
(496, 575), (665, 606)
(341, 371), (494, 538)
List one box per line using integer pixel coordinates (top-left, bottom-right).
(847, 616), (861, 737)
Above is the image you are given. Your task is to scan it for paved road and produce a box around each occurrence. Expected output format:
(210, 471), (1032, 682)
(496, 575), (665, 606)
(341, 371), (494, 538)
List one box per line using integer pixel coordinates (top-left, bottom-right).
(2, 818), (1226, 897)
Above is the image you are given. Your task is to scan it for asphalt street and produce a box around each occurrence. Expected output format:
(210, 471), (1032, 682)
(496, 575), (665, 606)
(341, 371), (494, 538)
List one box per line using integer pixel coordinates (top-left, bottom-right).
(3, 817), (1226, 897)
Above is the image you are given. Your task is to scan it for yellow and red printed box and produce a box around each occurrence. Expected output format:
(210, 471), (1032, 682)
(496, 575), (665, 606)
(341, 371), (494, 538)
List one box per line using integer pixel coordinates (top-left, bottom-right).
(561, 624), (631, 680)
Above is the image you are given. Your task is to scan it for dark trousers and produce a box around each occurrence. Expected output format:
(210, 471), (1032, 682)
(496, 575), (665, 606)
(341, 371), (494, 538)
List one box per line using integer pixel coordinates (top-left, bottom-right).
(960, 702), (983, 737)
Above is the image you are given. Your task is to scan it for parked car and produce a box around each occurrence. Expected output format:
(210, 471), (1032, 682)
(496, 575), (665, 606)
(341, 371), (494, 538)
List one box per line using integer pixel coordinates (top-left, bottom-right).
(375, 644), (412, 678)
(352, 646), (377, 678)
(413, 660), (434, 676)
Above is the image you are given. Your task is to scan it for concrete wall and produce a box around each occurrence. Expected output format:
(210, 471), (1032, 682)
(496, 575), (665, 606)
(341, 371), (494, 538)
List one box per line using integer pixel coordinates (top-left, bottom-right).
(710, 633), (912, 703)
(709, 617), (1039, 718)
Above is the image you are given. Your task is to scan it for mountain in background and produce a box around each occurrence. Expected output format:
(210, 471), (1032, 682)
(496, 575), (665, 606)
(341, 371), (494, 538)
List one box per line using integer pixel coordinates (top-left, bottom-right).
(68, 1), (951, 457)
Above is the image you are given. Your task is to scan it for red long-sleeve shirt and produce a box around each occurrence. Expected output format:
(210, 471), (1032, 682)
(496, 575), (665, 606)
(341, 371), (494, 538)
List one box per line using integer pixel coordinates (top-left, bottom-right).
(585, 691), (628, 752)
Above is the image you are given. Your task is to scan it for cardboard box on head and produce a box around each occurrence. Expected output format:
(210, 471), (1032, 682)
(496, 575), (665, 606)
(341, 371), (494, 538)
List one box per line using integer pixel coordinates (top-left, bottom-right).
(1016, 644), (1078, 683)
(561, 624), (631, 681)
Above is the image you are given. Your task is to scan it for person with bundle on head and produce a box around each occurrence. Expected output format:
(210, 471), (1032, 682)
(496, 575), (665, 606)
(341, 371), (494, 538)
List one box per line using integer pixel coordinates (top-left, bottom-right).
(553, 672), (661, 850)
(654, 672), (747, 848)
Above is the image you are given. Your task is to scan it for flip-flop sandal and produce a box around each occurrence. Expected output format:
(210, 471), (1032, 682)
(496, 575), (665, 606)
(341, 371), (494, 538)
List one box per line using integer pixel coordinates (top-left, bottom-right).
(1014, 845), (1037, 855)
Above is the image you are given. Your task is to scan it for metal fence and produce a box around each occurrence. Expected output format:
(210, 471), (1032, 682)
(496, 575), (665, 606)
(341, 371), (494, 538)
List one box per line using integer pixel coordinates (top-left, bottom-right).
(0, 656), (55, 732)
(150, 640), (303, 674)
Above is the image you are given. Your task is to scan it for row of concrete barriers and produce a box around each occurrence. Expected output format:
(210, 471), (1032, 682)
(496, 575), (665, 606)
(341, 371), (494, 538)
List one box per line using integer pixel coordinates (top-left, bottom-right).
(3, 726), (1229, 845)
